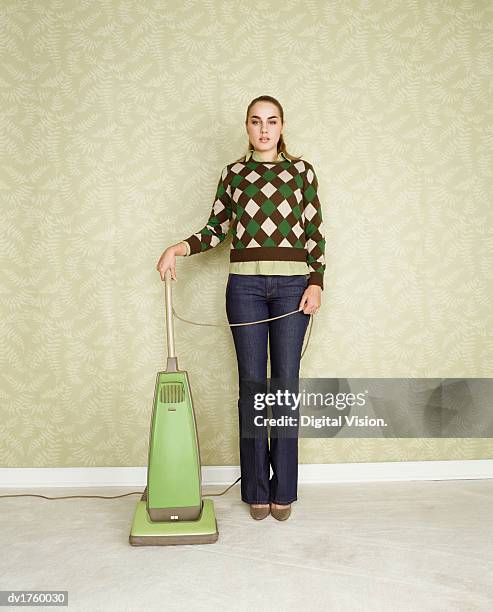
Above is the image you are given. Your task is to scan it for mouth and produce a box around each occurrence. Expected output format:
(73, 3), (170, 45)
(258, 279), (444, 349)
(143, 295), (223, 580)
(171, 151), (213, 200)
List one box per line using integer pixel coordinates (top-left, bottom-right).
(259, 138), (270, 142)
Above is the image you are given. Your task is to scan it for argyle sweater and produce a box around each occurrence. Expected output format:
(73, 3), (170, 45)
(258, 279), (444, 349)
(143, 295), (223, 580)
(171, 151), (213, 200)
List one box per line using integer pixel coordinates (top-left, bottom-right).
(182, 155), (326, 289)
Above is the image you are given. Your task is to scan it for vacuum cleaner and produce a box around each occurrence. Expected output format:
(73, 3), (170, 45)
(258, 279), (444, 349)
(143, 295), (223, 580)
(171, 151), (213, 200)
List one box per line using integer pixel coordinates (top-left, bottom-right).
(129, 269), (219, 546)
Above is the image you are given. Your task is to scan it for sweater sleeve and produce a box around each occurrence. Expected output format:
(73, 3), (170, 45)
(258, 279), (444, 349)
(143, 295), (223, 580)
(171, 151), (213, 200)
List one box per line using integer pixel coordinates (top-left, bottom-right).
(182, 165), (233, 255)
(303, 163), (326, 290)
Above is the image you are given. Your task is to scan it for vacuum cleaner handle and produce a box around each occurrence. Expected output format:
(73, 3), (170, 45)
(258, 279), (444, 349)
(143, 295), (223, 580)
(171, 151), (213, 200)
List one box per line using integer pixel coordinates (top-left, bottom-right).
(164, 269), (179, 372)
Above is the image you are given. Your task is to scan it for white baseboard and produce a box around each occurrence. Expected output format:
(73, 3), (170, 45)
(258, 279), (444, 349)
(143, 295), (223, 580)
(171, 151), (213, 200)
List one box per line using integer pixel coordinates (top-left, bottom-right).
(0, 460), (492, 488)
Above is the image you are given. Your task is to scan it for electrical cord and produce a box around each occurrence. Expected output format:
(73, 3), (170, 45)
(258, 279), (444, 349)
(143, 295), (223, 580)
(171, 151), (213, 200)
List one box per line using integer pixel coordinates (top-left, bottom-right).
(0, 302), (315, 501)
(172, 305), (314, 360)
(0, 478), (242, 501)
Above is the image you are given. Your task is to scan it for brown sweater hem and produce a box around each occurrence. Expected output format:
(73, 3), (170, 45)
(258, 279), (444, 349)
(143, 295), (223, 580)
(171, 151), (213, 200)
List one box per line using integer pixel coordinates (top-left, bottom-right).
(229, 247), (307, 263)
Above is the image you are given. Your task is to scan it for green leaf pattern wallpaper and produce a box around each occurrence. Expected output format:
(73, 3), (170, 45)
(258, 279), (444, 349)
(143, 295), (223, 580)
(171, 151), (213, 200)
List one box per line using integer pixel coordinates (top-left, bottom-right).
(1, 0), (492, 467)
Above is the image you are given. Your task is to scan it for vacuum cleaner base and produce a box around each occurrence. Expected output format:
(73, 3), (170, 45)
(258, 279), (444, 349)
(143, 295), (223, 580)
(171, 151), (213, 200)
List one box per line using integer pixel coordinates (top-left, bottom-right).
(129, 498), (218, 546)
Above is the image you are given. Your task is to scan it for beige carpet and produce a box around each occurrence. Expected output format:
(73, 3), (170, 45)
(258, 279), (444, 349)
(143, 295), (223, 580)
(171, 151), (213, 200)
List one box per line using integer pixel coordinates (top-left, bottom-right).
(0, 480), (491, 611)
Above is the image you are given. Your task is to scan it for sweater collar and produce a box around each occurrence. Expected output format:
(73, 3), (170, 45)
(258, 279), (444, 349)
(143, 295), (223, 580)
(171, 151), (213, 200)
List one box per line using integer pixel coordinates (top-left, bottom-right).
(245, 149), (289, 162)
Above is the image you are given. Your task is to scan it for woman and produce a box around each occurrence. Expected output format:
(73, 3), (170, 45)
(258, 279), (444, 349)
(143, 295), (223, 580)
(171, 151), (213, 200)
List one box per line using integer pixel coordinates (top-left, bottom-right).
(156, 95), (325, 521)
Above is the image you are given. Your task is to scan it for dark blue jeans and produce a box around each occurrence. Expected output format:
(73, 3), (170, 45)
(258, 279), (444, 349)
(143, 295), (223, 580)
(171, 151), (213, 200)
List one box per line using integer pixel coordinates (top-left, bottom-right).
(225, 273), (310, 505)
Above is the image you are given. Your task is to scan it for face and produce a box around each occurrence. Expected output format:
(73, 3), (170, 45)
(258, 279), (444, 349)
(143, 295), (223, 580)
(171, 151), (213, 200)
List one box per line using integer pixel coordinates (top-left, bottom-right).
(246, 101), (283, 153)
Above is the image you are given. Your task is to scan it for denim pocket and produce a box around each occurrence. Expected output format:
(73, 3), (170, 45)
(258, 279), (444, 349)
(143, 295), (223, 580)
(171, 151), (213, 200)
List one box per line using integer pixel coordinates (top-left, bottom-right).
(226, 273), (244, 295)
(280, 275), (310, 296)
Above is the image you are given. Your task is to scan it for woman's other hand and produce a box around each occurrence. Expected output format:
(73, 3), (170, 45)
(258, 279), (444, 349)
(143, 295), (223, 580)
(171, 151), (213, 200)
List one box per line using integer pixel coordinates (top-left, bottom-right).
(155, 242), (187, 281)
(299, 285), (322, 315)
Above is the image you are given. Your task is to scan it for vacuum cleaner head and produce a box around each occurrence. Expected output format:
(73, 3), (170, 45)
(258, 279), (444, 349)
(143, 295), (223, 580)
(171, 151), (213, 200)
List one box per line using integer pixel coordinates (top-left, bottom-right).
(129, 493), (218, 546)
(129, 270), (218, 546)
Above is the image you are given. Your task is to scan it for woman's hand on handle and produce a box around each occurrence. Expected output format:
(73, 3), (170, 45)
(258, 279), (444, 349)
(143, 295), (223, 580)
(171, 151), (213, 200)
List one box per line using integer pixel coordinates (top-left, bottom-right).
(299, 284), (322, 315)
(156, 242), (187, 281)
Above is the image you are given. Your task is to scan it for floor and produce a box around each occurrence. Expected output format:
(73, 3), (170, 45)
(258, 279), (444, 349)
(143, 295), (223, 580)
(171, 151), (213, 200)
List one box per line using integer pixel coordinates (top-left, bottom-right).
(0, 480), (492, 611)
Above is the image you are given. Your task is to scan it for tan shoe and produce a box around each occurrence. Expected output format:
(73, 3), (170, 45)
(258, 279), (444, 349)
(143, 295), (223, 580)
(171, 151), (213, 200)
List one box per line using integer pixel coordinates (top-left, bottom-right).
(270, 503), (291, 521)
(250, 504), (270, 520)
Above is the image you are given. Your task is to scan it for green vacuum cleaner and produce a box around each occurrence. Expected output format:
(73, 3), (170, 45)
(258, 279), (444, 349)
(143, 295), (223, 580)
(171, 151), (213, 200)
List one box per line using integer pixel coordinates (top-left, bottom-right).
(129, 269), (219, 546)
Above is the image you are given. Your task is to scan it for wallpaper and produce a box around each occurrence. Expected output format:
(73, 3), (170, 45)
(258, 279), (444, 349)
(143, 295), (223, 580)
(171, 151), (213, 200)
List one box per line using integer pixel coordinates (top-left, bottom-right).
(1, 0), (492, 468)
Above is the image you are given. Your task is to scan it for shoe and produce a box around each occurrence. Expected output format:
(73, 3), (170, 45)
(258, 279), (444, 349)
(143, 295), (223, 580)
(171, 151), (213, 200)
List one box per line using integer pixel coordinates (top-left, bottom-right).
(250, 504), (270, 520)
(270, 503), (291, 521)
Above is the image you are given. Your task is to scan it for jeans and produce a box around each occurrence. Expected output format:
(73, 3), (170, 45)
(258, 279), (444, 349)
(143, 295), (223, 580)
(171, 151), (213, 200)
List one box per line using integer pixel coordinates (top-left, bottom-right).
(225, 273), (310, 505)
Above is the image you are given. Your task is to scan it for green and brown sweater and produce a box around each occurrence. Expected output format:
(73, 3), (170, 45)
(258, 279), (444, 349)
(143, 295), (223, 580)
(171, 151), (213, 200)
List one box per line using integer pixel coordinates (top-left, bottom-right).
(181, 150), (326, 289)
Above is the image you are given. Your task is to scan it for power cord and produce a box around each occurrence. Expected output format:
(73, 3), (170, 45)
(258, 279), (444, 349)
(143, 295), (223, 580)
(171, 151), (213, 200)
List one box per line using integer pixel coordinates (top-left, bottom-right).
(0, 477), (241, 501)
(172, 305), (314, 360)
